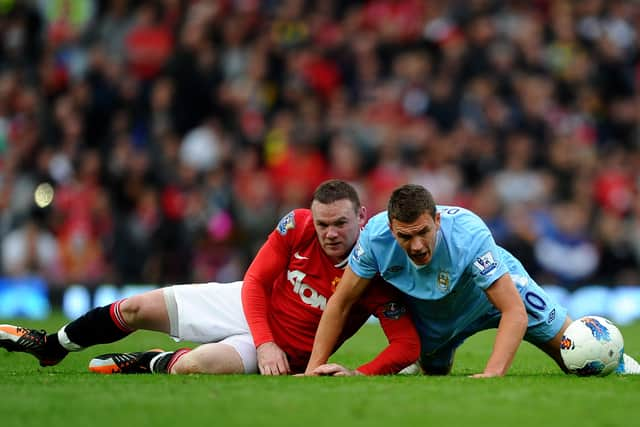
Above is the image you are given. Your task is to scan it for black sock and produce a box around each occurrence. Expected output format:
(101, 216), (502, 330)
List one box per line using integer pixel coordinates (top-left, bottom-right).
(61, 303), (134, 349)
(151, 352), (175, 374)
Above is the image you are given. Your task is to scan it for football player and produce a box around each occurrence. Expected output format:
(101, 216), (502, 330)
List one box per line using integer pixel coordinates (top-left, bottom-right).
(306, 184), (640, 377)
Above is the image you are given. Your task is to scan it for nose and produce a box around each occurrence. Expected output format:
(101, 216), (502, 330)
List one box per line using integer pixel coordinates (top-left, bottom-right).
(409, 237), (424, 253)
(326, 226), (339, 239)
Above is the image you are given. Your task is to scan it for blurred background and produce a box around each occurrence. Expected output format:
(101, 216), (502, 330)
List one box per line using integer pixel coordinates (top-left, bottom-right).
(0, 0), (639, 323)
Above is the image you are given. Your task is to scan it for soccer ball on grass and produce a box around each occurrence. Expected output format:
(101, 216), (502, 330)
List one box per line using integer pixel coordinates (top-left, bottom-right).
(560, 316), (624, 377)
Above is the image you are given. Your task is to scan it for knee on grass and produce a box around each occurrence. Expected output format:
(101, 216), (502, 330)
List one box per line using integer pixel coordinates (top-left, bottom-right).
(170, 345), (245, 375)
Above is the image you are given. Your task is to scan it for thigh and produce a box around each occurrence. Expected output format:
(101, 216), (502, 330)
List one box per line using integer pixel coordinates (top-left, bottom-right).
(419, 313), (500, 375)
(172, 334), (257, 374)
(517, 279), (569, 344)
(165, 281), (251, 343)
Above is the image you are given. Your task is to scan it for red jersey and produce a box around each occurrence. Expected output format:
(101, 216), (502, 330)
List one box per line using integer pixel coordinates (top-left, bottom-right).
(242, 209), (419, 374)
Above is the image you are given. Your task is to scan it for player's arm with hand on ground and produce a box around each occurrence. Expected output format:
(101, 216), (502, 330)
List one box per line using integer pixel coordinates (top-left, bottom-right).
(305, 267), (372, 375)
(311, 282), (420, 376)
(472, 273), (528, 378)
(242, 235), (291, 375)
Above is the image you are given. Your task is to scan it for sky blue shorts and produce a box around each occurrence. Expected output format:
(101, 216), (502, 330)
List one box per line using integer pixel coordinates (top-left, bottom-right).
(419, 275), (568, 372)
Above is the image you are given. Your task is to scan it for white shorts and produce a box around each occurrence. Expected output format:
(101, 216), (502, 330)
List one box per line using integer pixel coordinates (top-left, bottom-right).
(162, 281), (257, 373)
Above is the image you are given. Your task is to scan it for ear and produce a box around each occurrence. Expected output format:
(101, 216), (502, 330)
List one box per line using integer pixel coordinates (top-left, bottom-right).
(435, 212), (441, 228)
(357, 206), (366, 227)
(388, 219), (397, 237)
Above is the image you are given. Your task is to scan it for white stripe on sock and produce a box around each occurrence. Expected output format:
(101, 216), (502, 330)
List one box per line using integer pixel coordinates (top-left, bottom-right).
(57, 326), (83, 351)
(149, 352), (173, 373)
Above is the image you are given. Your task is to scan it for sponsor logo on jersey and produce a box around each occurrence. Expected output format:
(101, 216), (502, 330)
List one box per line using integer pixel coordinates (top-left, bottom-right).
(547, 308), (556, 324)
(387, 265), (403, 273)
(352, 242), (365, 262)
(473, 251), (498, 276)
(382, 302), (406, 320)
(287, 270), (327, 310)
(277, 211), (295, 235)
(437, 271), (450, 292)
(293, 251), (309, 260)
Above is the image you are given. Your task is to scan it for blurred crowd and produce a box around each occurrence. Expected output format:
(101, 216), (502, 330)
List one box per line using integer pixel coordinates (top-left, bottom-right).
(1, 0), (640, 290)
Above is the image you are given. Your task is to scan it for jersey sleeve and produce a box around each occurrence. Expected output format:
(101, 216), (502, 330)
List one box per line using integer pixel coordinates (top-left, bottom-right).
(354, 281), (420, 375)
(241, 211), (297, 348)
(348, 222), (379, 279)
(450, 209), (509, 290)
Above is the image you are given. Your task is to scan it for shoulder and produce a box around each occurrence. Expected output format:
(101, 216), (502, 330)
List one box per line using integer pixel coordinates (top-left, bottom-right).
(438, 205), (488, 234)
(276, 209), (313, 234)
(362, 211), (392, 238)
(275, 209), (316, 245)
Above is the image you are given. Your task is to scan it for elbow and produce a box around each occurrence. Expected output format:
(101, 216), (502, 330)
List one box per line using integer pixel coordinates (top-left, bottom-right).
(512, 306), (529, 333)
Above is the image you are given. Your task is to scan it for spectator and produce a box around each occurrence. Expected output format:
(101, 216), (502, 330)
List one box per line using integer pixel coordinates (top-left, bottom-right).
(2, 210), (60, 282)
(0, 0), (639, 290)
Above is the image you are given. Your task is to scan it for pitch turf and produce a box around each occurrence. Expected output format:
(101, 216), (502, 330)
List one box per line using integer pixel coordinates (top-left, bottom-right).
(1, 314), (638, 427)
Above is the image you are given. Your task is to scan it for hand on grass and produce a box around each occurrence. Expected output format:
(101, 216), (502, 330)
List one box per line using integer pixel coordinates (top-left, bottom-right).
(257, 342), (291, 375)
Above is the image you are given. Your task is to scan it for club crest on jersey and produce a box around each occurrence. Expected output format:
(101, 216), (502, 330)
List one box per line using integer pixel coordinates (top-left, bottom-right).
(352, 242), (365, 262)
(382, 302), (406, 320)
(437, 271), (451, 292)
(474, 251), (498, 276)
(277, 211), (295, 235)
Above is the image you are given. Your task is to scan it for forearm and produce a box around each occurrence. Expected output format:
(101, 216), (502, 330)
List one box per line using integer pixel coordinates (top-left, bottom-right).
(357, 315), (420, 375)
(483, 308), (528, 376)
(356, 339), (419, 375)
(241, 236), (287, 347)
(241, 276), (274, 346)
(305, 298), (350, 373)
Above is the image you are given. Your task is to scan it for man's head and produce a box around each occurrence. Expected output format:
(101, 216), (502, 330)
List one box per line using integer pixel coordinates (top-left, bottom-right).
(387, 184), (440, 266)
(311, 179), (366, 263)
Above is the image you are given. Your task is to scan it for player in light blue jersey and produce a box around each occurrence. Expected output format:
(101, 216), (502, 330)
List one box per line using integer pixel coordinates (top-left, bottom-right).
(306, 184), (640, 377)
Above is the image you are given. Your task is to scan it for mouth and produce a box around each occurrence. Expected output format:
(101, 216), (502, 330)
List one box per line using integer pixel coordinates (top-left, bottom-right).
(410, 252), (429, 264)
(325, 242), (342, 250)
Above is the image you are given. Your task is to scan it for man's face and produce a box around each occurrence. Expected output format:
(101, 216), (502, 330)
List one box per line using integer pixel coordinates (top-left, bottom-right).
(311, 199), (365, 263)
(390, 212), (440, 266)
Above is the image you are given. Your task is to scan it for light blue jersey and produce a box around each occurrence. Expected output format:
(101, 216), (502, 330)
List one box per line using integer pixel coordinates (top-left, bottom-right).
(351, 206), (567, 368)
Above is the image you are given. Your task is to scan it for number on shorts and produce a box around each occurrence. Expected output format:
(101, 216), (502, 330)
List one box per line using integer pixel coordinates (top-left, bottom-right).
(525, 291), (546, 311)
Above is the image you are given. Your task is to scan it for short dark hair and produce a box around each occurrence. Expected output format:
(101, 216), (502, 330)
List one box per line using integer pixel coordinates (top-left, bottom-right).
(313, 179), (361, 212)
(387, 184), (437, 223)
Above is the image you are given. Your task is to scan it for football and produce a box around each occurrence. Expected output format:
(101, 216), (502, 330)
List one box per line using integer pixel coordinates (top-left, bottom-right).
(560, 316), (624, 376)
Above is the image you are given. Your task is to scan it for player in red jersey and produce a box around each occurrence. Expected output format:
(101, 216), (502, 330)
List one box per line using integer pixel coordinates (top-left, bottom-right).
(0, 180), (419, 375)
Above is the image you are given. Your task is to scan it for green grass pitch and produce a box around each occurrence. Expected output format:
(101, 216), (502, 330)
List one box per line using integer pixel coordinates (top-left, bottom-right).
(1, 314), (639, 427)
